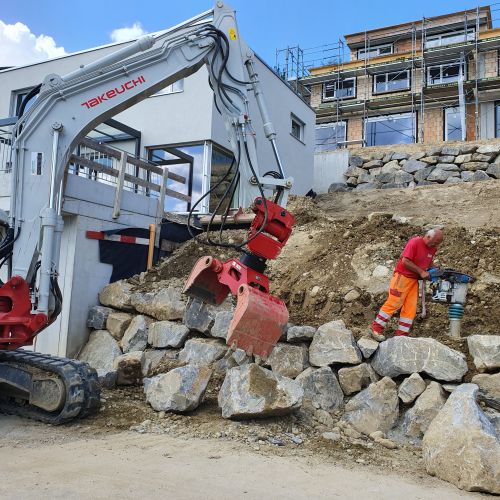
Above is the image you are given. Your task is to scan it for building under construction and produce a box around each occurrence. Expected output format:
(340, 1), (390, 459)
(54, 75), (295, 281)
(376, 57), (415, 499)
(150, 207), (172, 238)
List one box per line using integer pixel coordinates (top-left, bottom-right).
(278, 5), (500, 151)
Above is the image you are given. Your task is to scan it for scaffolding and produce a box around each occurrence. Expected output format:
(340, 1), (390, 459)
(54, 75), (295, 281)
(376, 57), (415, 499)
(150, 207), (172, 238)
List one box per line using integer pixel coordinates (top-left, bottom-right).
(283, 4), (500, 150)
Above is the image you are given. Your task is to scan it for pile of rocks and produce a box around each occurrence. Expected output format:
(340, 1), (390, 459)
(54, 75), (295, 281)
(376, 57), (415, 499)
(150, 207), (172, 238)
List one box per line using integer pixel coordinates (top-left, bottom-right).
(80, 279), (500, 494)
(331, 143), (500, 192)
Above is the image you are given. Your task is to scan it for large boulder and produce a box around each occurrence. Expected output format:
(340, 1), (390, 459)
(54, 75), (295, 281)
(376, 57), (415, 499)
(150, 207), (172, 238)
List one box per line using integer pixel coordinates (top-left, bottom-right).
(309, 320), (362, 367)
(356, 336), (379, 359)
(403, 381), (447, 438)
(296, 366), (344, 411)
(148, 321), (189, 349)
(472, 373), (500, 410)
(113, 351), (145, 385)
(337, 363), (379, 395)
(131, 287), (185, 321)
(467, 335), (500, 372)
(398, 373), (426, 404)
(120, 315), (151, 353)
(178, 338), (227, 366)
(143, 348), (179, 376)
(341, 377), (399, 435)
(422, 384), (500, 494)
(218, 364), (303, 419)
(106, 312), (134, 340)
(183, 297), (217, 335)
(86, 305), (113, 330)
(99, 280), (134, 311)
(287, 325), (316, 343)
(210, 310), (233, 339)
(78, 330), (122, 371)
(144, 365), (212, 412)
(267, 343), (309, 378)
(371, 337), (468, 382)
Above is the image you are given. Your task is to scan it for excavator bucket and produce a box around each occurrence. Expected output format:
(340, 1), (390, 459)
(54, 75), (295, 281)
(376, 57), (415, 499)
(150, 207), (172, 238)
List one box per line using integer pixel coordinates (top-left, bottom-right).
(183, 256), (230, 305)
(227, 284), (288, 359)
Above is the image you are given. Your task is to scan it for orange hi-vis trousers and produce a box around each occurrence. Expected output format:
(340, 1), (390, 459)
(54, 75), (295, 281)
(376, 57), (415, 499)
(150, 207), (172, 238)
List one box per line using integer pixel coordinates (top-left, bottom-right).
(371, 272), (419, 336)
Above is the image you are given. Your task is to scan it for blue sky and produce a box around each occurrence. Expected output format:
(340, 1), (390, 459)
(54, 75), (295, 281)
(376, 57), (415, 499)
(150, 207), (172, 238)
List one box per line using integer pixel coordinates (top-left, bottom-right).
(1, 0), (495, 67)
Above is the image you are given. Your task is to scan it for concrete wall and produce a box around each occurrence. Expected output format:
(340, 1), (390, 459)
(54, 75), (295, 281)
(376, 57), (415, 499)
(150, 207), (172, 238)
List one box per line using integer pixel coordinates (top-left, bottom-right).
(313, 150), (349, 193)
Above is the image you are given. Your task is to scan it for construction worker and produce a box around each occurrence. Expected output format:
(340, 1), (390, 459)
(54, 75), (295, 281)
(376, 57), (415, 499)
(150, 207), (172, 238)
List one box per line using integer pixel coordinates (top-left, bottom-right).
(369, 228), (443, 341)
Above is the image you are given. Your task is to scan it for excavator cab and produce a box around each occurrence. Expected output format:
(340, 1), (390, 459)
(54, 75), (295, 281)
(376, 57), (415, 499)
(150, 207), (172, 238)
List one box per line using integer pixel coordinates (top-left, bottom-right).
(184, 198), (294, 359)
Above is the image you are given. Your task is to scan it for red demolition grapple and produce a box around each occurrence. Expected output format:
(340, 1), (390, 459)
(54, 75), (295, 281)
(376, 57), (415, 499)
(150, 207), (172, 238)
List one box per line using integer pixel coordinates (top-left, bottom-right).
(183, 198), (294, 359)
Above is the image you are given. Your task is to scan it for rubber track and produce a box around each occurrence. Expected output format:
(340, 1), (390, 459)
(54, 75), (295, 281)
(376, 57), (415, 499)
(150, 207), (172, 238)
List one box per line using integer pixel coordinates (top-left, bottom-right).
(0, 350), (100, 424)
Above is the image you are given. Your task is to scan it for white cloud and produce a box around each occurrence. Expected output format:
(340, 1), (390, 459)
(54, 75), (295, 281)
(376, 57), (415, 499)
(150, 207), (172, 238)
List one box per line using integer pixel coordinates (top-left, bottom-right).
(110, 22), (147, 43)
(0, 20), (66, 66)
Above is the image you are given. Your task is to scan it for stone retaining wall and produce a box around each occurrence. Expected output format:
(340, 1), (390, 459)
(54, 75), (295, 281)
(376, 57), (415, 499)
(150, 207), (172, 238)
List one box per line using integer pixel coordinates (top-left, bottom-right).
(332, 143), (500, 192)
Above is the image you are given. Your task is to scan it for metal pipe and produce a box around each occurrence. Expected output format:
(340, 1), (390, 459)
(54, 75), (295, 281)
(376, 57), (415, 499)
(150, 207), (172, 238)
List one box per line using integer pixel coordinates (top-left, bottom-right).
(49, 128), (61, 210)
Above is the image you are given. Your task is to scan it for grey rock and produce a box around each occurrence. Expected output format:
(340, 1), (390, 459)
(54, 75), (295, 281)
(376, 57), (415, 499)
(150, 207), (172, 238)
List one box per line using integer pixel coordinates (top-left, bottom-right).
(467, 335), (500, 371)
(472, 170), (491, 182)
(355, 182), (380, 191)
(212, 348), (251, 374)
(394, 171), (414, 184)
(143, 348), (179, 376)
(345, 165), (364, 177)
(113, 351), (145, 385)
(322, 430), (341, 442)
(131, 287), (185, 321)
(403, 381), (447, 438)
(99, 280), (134, 311)
(120, 315), (150, 353)
(296, 366), (344, 411)
(178, 338), (227, 366)
(414, 166), (434, 182)
(437, 155), (456, 163)
(461, 170), (475, 182)
(427, 167), (459, 182)
(183, 297), (217, 334)
(328, 183), (349, 193)
(267, 343), (309, 378)
(462, 161), (489, 171)
(376, 172), (396, 184)
(349, 155), (364, 167)
(425, 147), (443, 156)
(472, 373), (500, 410)
(476, 143), (500, 154)
(210, 310), (233, 339)
(409, 151), (426, 160)
(287, 325), (316, 343)
(444, 177), (463, 185)
(357, 336), (379, 359)
(309, 320), (362, 367)
(441, 146), (461, 156)
(420, 156), (439, 165)
(380, 160), (400, 174)
(358, 171), (377, 184)
(458, 144), (477, 154)
(342, 377), (399, 435)
(78, 330), (122, 371)
(96, 368), (117, 389)
(338, 363), (379, 395)
(371, 337), (468, 382)
(148, 321), (189, 348)
(402, 160), (426, 173)
(422, 384), (500, 494)
(455, 153), (472, 164)
(391, 152), (409, 161)
(417, 180), (434, 186)
(486, 164), (500, 178)
(472, 152), (494, 162)
(144, 365), (212, 412)
(106, 312), (134, 341)
(398, 373), (426, 403)
(344, 289), (360, 302)
(346, 176), (358, 186)
(363, 160), (384, 170)
(86, 305), (113, 330)
(435, 162), (459, 171)
(218, 364), (303, 419)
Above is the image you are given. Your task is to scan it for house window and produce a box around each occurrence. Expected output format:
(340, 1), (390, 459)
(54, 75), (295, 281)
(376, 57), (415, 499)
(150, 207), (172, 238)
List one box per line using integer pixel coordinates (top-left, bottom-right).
(209, 145), (237, 212)
(373, 70), (410, 94)
(323, 78), (356, 100)
(315, 122), (347, 152)
(444, 107), (464, 141)
(291, 114), (305, 141)
(151, 79), (184, 97)
(365, 113), (415, 146)
(495, 102), (500, 138)
(426, 28), (475, 49)
(12, 88), (37, 116)
(357, 44), (393, 60)
(427, 61), (465, 85)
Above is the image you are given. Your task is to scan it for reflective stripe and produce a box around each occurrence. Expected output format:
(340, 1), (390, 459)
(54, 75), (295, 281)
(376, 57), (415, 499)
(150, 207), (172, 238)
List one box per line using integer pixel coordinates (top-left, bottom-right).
(378, 310), (391, 320)
(375, 317), (387, 327)
(399, 317), (413, 325)
(397, 324), (411, 332)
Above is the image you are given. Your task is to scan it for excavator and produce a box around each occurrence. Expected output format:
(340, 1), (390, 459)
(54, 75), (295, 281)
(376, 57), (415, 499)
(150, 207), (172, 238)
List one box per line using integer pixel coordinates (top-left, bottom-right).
(0, 2), (294, 424)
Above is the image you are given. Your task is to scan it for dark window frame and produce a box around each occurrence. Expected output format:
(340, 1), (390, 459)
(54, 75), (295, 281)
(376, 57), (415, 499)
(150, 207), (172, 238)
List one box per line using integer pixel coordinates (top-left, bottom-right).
(372, 70), (411, 95)
(322, 77), (357, 101)
(315, 121), (348, 152)
(364, 112), (417, 147)
(357, 43), (393, 60)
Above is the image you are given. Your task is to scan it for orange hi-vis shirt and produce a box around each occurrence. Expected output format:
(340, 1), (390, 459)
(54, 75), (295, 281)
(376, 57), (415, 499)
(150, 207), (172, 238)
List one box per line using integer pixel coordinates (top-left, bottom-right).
(394, 236), (437, 279)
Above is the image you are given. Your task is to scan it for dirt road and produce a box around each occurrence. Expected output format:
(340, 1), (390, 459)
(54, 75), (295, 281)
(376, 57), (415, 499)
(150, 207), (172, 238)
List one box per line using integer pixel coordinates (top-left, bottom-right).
(0, 416), (482, 500)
